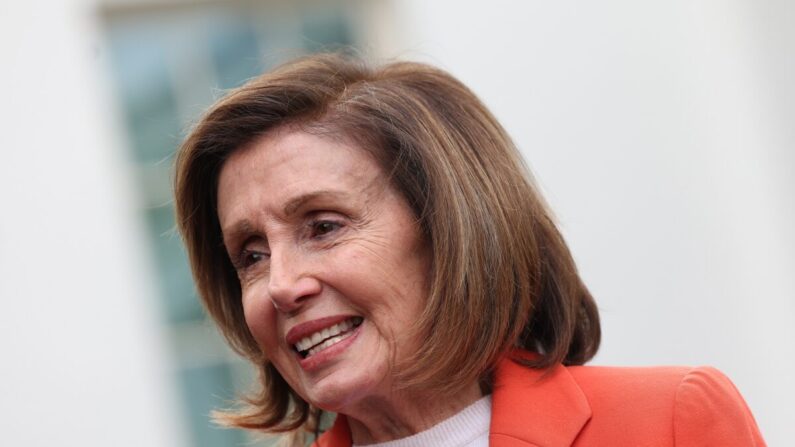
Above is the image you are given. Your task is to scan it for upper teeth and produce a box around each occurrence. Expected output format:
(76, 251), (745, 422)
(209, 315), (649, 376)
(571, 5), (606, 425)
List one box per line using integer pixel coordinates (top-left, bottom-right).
(294, 318), (358, 352)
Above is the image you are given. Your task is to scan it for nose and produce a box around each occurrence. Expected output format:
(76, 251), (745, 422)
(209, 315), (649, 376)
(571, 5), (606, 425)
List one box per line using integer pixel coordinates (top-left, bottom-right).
(267, 248), (321, 313)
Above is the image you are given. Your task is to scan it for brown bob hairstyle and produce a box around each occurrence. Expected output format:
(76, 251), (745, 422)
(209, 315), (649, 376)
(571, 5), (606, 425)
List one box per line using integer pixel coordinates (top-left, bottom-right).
(174, 53), (600, 434)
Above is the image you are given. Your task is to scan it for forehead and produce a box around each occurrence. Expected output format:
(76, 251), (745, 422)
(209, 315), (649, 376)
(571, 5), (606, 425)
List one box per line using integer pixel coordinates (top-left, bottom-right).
(216, 129), (385, 223)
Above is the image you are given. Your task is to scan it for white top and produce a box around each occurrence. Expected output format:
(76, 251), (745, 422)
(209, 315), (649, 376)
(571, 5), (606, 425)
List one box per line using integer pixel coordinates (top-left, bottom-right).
(352, 395), (492, 447)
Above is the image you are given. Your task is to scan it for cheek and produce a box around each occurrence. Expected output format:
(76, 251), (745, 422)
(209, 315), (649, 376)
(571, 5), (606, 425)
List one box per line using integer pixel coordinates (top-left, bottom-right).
(343, 250), (429, 338)
(241, 291), (281, 355)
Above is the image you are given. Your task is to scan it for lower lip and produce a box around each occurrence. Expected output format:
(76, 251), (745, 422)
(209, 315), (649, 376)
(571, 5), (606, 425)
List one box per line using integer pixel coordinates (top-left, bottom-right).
(297, 322), (362, 372)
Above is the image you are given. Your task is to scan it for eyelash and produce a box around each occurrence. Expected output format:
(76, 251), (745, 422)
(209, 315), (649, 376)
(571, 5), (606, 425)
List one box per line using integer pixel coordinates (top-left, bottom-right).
(238, 249), (268, 269)
(309, 219), (343, 238)
(234, 219), (344, 271)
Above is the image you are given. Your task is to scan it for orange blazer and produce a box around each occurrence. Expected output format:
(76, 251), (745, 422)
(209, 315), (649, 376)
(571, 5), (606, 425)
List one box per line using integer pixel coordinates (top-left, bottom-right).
(315, 353), (766, 446)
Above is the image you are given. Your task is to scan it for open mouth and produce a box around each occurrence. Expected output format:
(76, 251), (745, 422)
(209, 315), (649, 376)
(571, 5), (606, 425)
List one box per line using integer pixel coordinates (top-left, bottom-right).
(293, 316), (363, 359)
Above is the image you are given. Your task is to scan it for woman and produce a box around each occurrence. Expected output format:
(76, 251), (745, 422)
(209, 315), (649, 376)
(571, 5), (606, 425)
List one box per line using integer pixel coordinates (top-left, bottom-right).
(174, 54), (765, 446)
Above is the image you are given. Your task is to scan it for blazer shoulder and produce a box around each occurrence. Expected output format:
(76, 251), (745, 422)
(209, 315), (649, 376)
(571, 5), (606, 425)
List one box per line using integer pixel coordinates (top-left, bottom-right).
(567, 363), (691, 410)
(566, 364), (690, 443)
(565, 364), (765, 446)
(672, 366), (766, 446)
(567, 363), (690, 389)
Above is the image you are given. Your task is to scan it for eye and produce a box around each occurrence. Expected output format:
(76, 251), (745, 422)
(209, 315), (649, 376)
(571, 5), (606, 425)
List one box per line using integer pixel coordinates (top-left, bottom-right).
(239, 249), (269, 269)
(310, 220), (342, 238)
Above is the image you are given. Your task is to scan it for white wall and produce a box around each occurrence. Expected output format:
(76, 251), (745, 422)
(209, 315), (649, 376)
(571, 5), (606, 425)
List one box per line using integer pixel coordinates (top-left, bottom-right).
(0, 1), (186, 446)
(395, 0), (794, 444)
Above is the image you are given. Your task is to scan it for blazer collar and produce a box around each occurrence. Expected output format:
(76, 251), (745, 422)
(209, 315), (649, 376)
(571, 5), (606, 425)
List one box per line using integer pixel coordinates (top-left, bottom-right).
(314, 351), (592, 447)
(316, 414), (351, 447)
(490, 352), (592, 447)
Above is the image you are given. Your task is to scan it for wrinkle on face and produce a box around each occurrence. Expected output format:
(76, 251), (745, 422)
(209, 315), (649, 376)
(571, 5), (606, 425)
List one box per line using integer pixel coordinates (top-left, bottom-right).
(216, 128), (473, 444)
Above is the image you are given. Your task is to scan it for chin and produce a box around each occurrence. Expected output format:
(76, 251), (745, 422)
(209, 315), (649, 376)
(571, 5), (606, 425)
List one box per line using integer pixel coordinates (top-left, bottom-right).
(302, 366), (385, 413)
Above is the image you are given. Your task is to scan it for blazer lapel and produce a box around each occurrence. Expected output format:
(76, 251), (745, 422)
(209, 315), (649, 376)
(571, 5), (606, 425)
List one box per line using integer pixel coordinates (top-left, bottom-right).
(490, 354), (592, 447)
(316, 352), (592, 447)
(314, 414), (351, 447)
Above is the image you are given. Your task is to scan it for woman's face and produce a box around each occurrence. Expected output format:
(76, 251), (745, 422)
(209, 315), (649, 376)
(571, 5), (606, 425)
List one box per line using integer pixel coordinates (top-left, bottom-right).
(216, 129), (429, 413)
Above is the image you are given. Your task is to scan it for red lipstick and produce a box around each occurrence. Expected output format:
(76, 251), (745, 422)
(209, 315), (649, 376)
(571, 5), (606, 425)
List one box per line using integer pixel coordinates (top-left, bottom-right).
(285, 315), (358, 346)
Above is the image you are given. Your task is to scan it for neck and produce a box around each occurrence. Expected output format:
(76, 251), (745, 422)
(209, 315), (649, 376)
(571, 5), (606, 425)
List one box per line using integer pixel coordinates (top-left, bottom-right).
(345, 382), (482, 444)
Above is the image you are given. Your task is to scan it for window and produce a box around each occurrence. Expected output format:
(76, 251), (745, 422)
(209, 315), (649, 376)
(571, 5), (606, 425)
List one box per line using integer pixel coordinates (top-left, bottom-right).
(101, 2), (358, 445)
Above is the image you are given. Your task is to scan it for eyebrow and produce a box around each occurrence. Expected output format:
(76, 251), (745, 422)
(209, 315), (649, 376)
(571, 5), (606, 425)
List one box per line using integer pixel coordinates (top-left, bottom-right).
(221, 190), (351, 246)
(221, 219), (256, 249)
(282, 190), (349, 216)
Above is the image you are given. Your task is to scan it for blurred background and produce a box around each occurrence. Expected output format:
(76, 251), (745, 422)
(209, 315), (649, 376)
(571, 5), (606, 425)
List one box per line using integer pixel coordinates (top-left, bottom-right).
(1, 0), (792, 445)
